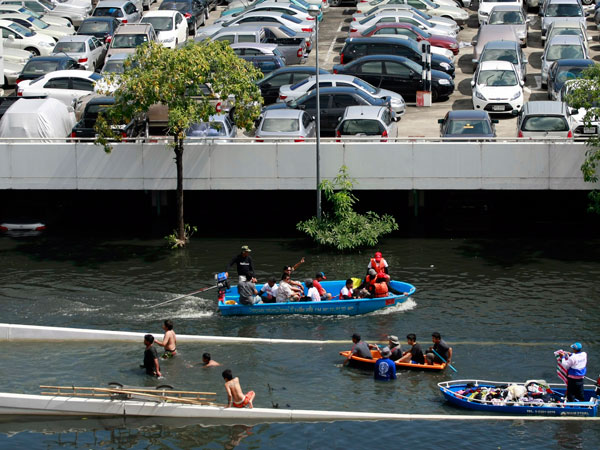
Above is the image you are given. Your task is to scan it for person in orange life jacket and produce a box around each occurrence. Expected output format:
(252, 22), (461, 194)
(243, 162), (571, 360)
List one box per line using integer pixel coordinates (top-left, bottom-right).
(313, 272), (332, 300)
(356, 269), (389, 298)
(339, 279), (354, 299)
(558, 342), (588, 402)
(367, 251), (388, 276)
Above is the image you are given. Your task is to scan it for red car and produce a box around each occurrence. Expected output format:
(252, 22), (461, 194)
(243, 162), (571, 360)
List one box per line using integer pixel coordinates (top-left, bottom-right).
(349, 23), (459, 56)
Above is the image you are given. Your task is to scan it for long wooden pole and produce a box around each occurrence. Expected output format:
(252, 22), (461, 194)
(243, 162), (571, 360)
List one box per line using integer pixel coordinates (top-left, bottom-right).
(40, 385), (216, 396)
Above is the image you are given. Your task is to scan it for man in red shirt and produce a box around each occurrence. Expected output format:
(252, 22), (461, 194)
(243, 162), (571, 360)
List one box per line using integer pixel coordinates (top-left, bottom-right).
(312, 272), (332, 300)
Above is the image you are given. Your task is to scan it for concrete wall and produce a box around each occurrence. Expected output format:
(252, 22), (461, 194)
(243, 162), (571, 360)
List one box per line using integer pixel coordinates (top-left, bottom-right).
(0, 140), (596, 190)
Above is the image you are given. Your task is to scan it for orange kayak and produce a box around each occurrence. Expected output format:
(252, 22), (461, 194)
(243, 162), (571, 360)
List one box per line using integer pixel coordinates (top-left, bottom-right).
(340, 349), (446, 371)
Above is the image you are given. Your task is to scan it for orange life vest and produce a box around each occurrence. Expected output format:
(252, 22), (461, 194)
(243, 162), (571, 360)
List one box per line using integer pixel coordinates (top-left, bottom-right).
(370, 258), (386, 274)
(374, 281), (389, 298)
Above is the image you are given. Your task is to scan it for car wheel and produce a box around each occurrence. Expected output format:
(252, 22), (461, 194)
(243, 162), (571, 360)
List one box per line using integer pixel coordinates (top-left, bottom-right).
(432, 89), (439, 103)
(581, 0), (593, 4)
(25, 47), (40, 56)
(205, 9), (209, 20)
(330, 0), (342, 6)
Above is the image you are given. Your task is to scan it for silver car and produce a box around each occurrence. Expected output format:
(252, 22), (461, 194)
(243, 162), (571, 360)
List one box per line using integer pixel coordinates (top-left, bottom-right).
(186, 114), (238, 141)
(544, 19), (590, 51)
(255, 108), (315, 142)
(472, 24), (519, 71)
(540, 0), (585, 42)
(0, 0), (86, 27)
(478, 40), (527, 82)
(230, 42), (287, 64)
(516, 101), (572, 138)
(541, 34), (588, 88)
(91, 0), (141, 24)
(485, 5), (528, 47)
(335, 105), (399, 140)
(52, 35), (106, 71)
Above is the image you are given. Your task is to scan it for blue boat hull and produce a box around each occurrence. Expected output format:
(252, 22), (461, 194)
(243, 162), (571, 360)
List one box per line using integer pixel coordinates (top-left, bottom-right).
(439, 381), (598, 417)
(218, 280), (415, 316)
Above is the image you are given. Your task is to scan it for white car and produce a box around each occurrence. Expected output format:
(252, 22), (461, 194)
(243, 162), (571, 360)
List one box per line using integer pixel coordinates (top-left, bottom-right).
(352, 5), (459, 30)
(0, 18), (55, 55)
(17, 69), (102, 105)
(0, 0), (87, 27)
(141, 10), (187, 49)
(0, 4), (73, 28)
(350, 10), (458, 38)
(3, 45), (32, 63)
(356, 0), (463, 16)
(478, 0), (521, 25)
(278, 74), (406, 116)
(471, 60), (524, 115)
(562, 80), (600, 137)
(0, 12), (74, 41)
(3, 59), (25, 84)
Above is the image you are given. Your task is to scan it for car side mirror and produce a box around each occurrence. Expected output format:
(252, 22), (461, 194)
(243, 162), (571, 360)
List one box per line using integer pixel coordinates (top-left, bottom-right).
(538, 11), (543, 16)
(437, 119), (443, 124)
(523, 57), (528, 64)
(312, 115), (316, 121)
(470, 80), (475, 87)
(492, 119), (499, 124)
(511, 110), (519, 116)
(7, 35), (14, 41)
(519, 80), (524, 87)
(526, 18), (530, 23)
(337, 116), (341, 122)
(568, 107), (577, 115)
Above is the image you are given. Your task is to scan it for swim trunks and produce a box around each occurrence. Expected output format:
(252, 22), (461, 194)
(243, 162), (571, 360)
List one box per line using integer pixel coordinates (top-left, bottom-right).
(233, 391), (255, 408)
(162, 349), (177, 359)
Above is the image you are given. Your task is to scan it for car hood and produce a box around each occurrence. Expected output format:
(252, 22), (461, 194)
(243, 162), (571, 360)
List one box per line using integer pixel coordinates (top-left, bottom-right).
(476, 84), (521, 98)
(196, 24), (223, 40)
(543, 16), (586, 31)
(377, 88), (404, 103)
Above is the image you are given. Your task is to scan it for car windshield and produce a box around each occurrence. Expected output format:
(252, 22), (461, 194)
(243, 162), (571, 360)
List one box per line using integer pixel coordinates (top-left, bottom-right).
(481, 48), (518, 64)
(93, 7), (124, 18)
(102, 59), (125, 73)
(187, 122), (227, 137)
(19, 7), (42, 18)
(545, 4), (582, 17)
(262, 118), (299, 132)
(38, 0), (55, 10)
(8, 21), (33, 36)
(364, 25), (377, 35)
(27, 15), (48, 28)
(522, 115), (569, 132)
(86, 103), (111, 118)
(141, 17), (173, 31)
(78, 21), (112, 34)
(278, 25), (296, 36)
(352, 77), (377, 94)
(556, 66), (589, 83)
(54, 41), (85, 52)
(281, 14), (301, 24)
(159, 1), (189, 10)
(546, 44), (584, 61)
(489, 10), (524, 24)
(478, 69), (517, 86)
(111, 34), (149, 48)
(447, 119), (492, 135)
(22, 60), (60, 74)
(290, 78), (309, 90)
(550, 28), (583, 39)
(340, 119), (382, 135)
(403, 58), (423, 72)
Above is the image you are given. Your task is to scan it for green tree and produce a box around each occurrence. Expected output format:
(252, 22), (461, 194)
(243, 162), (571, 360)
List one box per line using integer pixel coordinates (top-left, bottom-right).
(96, 41), (263, 246)
(564, 65), (600, 214)
(297, 166), (398, 250)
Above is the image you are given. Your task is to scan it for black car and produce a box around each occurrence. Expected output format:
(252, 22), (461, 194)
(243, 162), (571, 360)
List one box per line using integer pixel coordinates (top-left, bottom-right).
(159, 0), (208, 35)
(257, 66), (330, 105)
(438, 110), (497, 139)
(547, 58), (594, 101)
(264, 86), (390, 136)
(333, 55), (454, 102)
(240, 54), (286, 75)
(339, 37), (455, 78)
(17, 55), (80, 85)
(76, 17), (121, 45)
(71, 96), (146, 139)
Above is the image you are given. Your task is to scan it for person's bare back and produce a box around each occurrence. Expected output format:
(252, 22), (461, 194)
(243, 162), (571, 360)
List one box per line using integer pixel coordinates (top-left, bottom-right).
(222, 369), (255, 409)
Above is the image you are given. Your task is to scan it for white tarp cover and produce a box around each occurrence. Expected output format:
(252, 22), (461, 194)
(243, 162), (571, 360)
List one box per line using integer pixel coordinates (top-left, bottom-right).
(0, 98), (76, 142)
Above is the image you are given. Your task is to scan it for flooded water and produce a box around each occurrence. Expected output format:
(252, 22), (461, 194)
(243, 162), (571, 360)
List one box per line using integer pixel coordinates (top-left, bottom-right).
(0, 236), (599, 449)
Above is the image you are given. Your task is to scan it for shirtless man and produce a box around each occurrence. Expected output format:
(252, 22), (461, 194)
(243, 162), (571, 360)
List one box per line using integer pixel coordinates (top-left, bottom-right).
(202, 352), (221, 367)
(155, 319), (177, 359)
(222, 369), (255, 409)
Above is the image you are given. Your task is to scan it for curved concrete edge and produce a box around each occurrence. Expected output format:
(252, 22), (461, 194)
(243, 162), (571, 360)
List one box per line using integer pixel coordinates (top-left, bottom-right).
(0, 323), (342, 344)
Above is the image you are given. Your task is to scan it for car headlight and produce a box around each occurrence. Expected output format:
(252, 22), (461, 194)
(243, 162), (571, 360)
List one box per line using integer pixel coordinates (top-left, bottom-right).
(40, 41), (54, 47)
(440, 62), (451, 70)
(475, 90), (486, 101)
(510, 90), (522, 101)
(480, 11), (488, 16)
(438, 79), (450, 85)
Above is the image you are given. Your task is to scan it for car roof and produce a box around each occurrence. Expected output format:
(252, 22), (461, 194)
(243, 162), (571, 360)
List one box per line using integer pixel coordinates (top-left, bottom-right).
(479, 60), (516, 70)
(214, 24), (265, 33)
(81, 17), (119, 23)
(104, 53), (130, 61)
(547, 34), (584, 45)
(483, 40), (519, 50)
(57, 35), (94, 43)
(342, 105), (386, 119)
(88, 96), (115, 105)
(478, 24), (519, 40)
(42, 69), (96, 79)
(303, 74), (355, 83)
(267, 66), (327, 74)
(446, 110), (490, 120)
(489, 4), (524, 11)
(522, 101), (567, 115)
(554, 58), (593, 66)
(548, 19), (584, 28)
(143, 10), (179, 17)
(26, 55), (75, 62)
(230, 42), (278, 51)
(263, 108), (304, 118)
(95, 0), (130, 7)
(546, 0), (579, 4)
(345, 36), (416, 47)
(305, 86), (363, 94)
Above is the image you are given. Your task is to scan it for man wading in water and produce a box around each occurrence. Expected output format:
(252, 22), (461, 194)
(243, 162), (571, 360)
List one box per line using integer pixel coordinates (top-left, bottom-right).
(155, 319), (177, 358)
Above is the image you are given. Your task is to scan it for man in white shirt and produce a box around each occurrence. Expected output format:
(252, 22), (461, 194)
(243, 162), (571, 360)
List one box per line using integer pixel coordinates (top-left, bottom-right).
(305, 279), (321, 302)
(559, 342), (588, 402)
(276, 273), (300, 303)
(259, 277), (279, 303)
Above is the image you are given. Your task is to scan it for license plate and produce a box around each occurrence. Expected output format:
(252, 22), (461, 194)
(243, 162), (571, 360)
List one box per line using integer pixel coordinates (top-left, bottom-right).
(583, 127), (596, 134)
(492, 105), (504, 111)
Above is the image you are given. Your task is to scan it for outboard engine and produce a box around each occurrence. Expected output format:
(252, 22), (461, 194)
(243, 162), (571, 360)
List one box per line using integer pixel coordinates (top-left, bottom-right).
(216, 272), (229, 303)
(596, 375), (600, 396)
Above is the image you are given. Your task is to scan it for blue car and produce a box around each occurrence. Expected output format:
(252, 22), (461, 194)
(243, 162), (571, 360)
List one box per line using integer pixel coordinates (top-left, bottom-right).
(438, 110), (498, 139)
(17, 55), (80, 84)
(547, 58), (595, 101)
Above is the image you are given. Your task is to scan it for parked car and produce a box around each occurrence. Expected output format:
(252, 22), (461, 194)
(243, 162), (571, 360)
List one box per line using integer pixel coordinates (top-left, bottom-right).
(355, 0), (470, 17)
(484, 5), (528, 47)
(547, 58), (594, 100)
(351, 4), (459, 30)
(0, 12), (74, 41)
(438, 110), (498, 139)
(278, 73), (406, 116)
(17, 54), (79, 84)
(471, 60), (524, 115)
(355, 0), (468, 24)
(0, 218), (46, 236)
(0, 17), (55, 55)
(541, 35), (588, 88)
(186, 114), (238, 141)
(76, 17), (121, 45)
(215, 2), (319, 24)
(349, 22), (459, 56)
(561, 79), (599, 137)
(540, 0), (585, 42)
(264, 86), (391, 136)
(0, 0), (86, 27)
(238, 51), (285, 74)
(0, 97), (76, 140)
(478, 40), (527, 82)
(106, 22), (157, 59)
(52, 35), (106, 71)
(335, 105), (398, 141)
(516, 100), (572, 138)
(3, 59), (25, 85)
(544, 19), (590, 51)
(340, 37), (455, 78)
(256, 65), (328, 104)
(349, 9), (458, 38)
(0, 4), (73, 29)
(17, 70), (102, 105)
(141, 10), (188, 48)
(230, 42), (287, 65)
(255, 108), (315, 141)
(158, 0), (207, 36)
(472, 24), (519, 71)
(333, 54), (454, 102)
(92, 0), (141, 25)
(478, 0), (521, 25)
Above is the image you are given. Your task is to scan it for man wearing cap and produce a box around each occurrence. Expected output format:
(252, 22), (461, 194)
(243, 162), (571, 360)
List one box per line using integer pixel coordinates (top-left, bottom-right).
(374, 347), (397, 381)
(226, 246), (255, 283)
(558, 342), (587, 401)
(367, 252), (389, 276)
(312, 272), (332, 300)
(388, 335), (403, 361)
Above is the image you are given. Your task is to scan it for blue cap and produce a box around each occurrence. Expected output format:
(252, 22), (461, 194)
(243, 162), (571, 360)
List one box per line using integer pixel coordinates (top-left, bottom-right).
(316, 272), (326, 279)
(571, 342), (582, 351)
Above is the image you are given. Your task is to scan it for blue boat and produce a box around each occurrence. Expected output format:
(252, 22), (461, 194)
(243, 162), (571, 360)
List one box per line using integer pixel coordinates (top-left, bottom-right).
(438, 379), (599, 417)
(218, 279), (416, 316)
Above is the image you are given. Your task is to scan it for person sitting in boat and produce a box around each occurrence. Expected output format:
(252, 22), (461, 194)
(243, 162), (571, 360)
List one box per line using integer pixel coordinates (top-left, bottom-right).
(425, 332), (452, 366)
(374, 346), (397, 381)
(202, 352), (221, 367)
(367, 251), (389, 276)
(155, 319), (177, 359)
(238, 274), (263, 306)
(356, 269), (390, 298)
(397, 333), (425, 365)
(222, 369), (255, 409)
(339, 279), (354, 299)
(226, 245), (254, 283)
(259, 277), (279, 303)
(282, 266), (304, 296)
(343, 333), (375, 365)
(313, 272), (332, 300)
(304, 279), (321, 302)
(558, 342), (588, 402)
(276, 273), (300, 303)
(387, 335), (403, 361)
(141, 334), (162, 378)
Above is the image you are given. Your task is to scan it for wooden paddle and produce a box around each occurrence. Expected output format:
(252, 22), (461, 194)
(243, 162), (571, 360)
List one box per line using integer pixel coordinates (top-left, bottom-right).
(40, 385), (216, 396)
(41, 387), (214, 406)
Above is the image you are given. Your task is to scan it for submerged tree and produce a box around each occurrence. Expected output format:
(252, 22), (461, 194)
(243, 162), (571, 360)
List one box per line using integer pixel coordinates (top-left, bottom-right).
(96, 41), (263, 246)
(297, 166), (398, 250)
(564, 66), (600, 214)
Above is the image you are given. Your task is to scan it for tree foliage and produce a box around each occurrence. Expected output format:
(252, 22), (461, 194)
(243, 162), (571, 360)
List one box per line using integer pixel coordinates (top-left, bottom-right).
(564, 65), (600, 214)
(95, 41), (263, 245)
(297, 166), (398, 250)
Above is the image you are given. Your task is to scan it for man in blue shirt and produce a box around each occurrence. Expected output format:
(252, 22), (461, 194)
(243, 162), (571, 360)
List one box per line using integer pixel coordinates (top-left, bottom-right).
(374, 347), (397, 381)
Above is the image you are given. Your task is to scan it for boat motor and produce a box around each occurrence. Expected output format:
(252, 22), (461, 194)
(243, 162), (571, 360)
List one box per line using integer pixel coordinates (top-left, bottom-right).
(216, 272), (229, 303)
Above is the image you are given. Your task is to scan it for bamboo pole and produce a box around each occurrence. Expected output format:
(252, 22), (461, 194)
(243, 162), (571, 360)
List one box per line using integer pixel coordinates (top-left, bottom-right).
(40, 386), (216, 396)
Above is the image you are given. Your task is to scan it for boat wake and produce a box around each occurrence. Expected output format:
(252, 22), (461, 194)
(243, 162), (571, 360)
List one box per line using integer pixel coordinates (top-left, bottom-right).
(368, 297), (417, 316)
